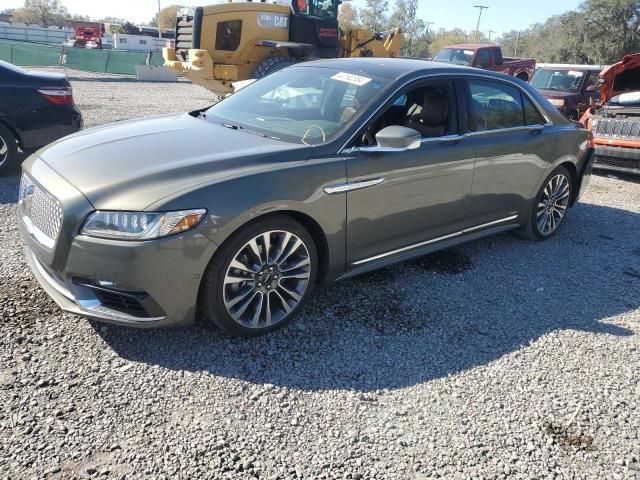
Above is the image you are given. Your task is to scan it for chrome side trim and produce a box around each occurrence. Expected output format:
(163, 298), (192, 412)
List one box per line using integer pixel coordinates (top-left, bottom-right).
(324, 177), (385, 195)
(351, 215), (519, 266)
(462, 214), (519, 233)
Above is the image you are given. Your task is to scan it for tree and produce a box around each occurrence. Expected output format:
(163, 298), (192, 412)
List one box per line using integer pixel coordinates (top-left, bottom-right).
(338, 2), (360, 30)
(119, 21), (141, 35)
(150, 5), (181, 31)
(359, 0), (389, 32)
(388, 0), (424, 56)
(11, 0), (68, 27)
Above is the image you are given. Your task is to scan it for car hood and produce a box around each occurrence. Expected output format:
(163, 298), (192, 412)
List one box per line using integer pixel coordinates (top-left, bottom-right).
(36, 113), (312, 210)
(599, 53), (640, 104)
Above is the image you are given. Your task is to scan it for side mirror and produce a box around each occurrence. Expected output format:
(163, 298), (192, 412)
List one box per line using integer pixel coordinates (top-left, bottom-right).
(360, 126), (422, 152)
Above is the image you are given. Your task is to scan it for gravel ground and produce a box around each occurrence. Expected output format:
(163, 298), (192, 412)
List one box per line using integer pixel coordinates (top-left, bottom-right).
(1, 69), (639, 480)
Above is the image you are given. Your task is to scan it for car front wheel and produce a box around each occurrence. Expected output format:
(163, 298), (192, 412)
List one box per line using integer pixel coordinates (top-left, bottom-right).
(200, 216), (317, 336)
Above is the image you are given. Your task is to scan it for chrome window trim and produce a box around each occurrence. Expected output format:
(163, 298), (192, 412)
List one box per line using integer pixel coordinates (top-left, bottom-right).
(339, 71), (553, 154)
(352, 214), (519, 266)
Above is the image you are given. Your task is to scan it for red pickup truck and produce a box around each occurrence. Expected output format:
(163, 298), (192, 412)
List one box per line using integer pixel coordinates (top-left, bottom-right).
(433, 44), (536, 82)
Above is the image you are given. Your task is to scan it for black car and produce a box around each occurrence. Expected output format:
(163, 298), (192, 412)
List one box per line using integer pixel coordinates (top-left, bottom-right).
(0, 60), (82, 175)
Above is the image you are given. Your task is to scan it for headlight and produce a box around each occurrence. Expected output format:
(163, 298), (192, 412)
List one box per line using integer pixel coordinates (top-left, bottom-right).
(549, 98), (565, 108)
(81, 209), (206, 240)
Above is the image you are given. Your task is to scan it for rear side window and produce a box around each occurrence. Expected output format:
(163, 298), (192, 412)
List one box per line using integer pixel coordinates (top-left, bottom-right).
(469, 80), (524, 131)
(522, 94), (545, 125)
(216, 20), (242, 51)
(476, 50), (491, 68)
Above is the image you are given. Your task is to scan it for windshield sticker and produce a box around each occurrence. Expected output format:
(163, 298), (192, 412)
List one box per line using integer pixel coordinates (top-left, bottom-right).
(568, 71), (583, 77)
(331, 72), (372, 86)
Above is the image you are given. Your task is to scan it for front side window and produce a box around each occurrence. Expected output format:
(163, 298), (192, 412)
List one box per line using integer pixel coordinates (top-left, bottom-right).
(216, 20), (242, 51)
(493, 48), (503, 66)
(469, 80), (524, 131)
(475, 50), (491, 68)
(205, 67), (388, 145)
(296, 0), (338, 18)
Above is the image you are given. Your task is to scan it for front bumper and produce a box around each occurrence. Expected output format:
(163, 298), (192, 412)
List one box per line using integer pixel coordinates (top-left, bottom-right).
(18, 159), (218, 328)
(593, 145), (640, 175)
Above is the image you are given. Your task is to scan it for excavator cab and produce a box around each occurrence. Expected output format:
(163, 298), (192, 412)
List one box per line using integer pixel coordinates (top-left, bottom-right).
(289, 0), (341, 58)
(163, 0), (400, 97)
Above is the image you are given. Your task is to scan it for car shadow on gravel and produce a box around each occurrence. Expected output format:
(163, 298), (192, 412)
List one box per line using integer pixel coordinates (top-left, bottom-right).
(95, 202), (639, 391)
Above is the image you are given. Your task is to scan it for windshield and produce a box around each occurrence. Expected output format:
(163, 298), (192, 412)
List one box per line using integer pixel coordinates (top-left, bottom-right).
(433, 48), (474, 66)
(531, 69), (586, 93)
(204, 67), (388, 145)
(295, 0), (338, 18)
(608, 91), (640, 106)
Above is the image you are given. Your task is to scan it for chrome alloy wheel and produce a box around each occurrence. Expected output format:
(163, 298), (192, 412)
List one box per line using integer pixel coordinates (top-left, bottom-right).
(537, 173), (570, 236)
(223, 230), (311, 328)
(0, 134), (8, 167)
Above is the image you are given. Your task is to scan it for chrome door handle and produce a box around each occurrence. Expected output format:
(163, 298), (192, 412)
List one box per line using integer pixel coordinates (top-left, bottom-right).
(324, 177), (385, 194)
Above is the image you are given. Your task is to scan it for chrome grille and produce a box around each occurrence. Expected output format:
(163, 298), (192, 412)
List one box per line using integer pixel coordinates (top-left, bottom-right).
(594, 118), (640, 139)
(19, 174), (63, 247)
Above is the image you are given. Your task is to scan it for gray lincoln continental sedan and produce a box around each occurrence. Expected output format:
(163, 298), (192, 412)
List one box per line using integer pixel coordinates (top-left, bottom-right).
(18, 58), (594, 336)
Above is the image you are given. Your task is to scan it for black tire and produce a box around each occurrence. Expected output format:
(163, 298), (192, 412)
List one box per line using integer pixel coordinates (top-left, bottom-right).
(0, 124), (18, 176)
(518, 166), (573, 241)
(253, 57), (297, 79)
(199, 215), (318, 337)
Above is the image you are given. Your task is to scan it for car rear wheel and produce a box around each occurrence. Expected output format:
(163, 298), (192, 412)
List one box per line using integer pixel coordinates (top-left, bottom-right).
(200, 215), (317, 336)
(519, 166), (573, 241)
(0, 124), (18, 176)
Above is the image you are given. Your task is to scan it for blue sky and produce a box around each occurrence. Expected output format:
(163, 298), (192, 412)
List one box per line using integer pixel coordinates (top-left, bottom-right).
(3, 0), (583, 35)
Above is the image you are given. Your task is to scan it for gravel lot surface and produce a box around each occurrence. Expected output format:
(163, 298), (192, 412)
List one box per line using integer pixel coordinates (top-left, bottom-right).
(1, 69), (639, 480)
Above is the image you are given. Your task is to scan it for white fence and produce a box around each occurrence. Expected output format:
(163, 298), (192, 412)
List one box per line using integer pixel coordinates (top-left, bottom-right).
(0, 24), (170, 51)
(0, 23), (72, 44)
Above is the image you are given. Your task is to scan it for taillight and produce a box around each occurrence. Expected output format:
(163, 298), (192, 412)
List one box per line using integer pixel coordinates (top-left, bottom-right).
(38, 87), (73, 105)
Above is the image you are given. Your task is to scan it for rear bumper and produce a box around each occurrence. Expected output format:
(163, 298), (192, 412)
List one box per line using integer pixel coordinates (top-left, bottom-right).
(593, 145), (640, 175)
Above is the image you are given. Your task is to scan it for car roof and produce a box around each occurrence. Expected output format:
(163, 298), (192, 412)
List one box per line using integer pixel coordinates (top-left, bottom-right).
(297, 57), (505, 81)
(442, 44), (495, 50)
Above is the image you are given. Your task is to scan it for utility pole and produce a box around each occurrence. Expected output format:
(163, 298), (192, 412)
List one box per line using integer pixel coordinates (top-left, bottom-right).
(514, 30), (521, 56)
(488, 29), (496, 42)
(473, 5), (488, 42)
(157, 0), (162, 39)
(425, 21), (435, 36)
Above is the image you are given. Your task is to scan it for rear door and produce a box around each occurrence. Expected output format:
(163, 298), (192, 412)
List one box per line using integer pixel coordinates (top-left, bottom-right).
(462, 78), (557, 225)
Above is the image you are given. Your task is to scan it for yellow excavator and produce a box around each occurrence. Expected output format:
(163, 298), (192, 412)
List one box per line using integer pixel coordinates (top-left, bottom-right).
(163, 0), (402, 96)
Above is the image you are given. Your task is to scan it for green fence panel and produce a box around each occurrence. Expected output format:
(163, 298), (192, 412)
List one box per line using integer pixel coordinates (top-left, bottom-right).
(65, 47), (109, 72)
(0, 43), (10, 63)
(0, 39), (64, 67)
(105, 50), (148, 75)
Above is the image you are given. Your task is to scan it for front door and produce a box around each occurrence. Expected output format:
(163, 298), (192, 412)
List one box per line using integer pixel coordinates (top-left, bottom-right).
(343, 79), (476, 266)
